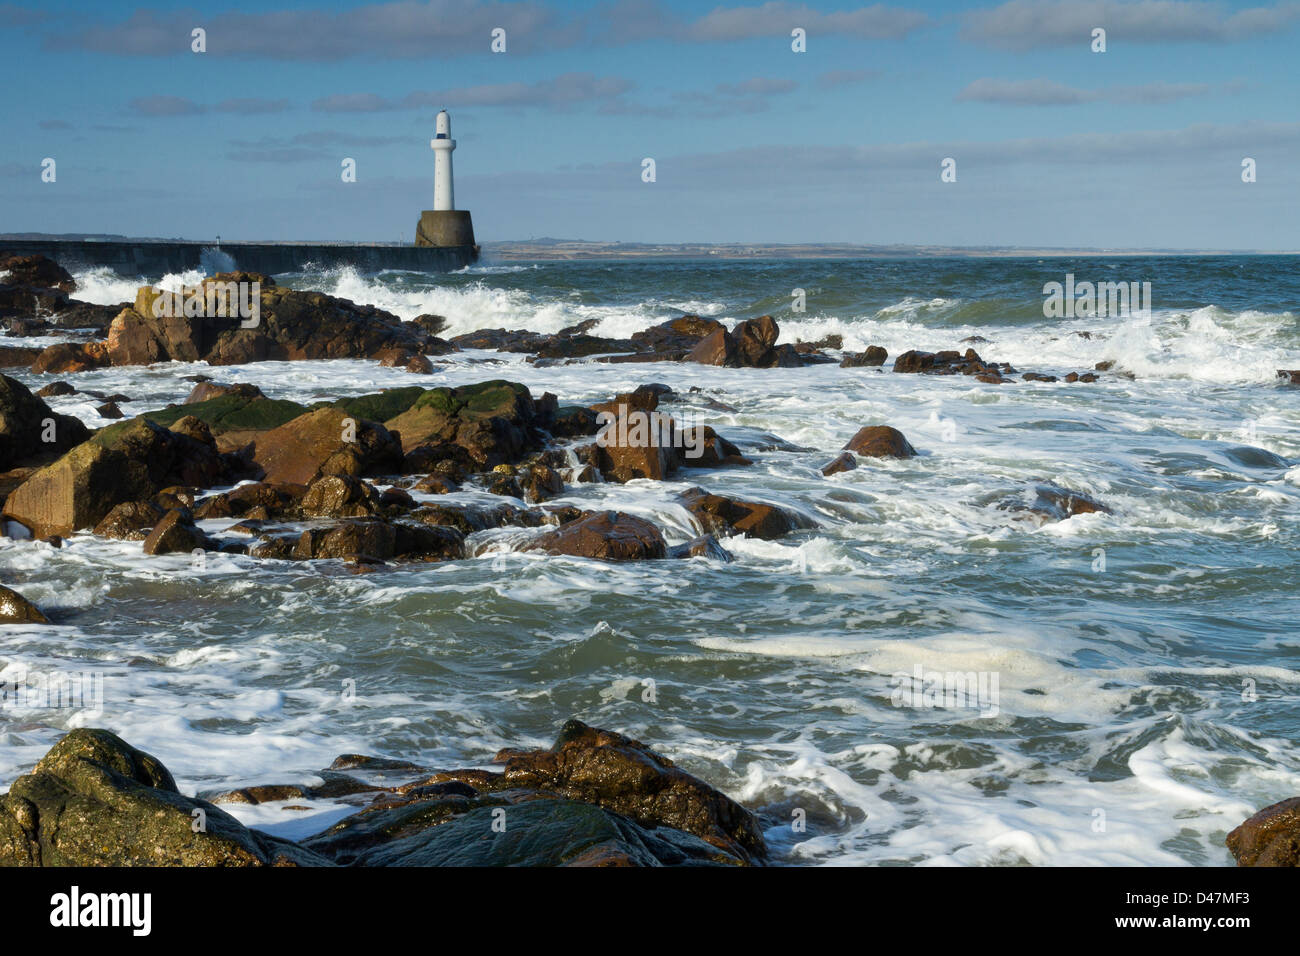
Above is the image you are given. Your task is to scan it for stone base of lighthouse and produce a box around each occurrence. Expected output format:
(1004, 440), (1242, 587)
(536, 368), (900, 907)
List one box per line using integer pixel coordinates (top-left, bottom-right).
(415, 210), (476, 248)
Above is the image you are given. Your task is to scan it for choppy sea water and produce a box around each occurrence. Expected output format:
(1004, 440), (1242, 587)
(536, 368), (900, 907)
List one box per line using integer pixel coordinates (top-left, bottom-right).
(3, 255), (1299, 865)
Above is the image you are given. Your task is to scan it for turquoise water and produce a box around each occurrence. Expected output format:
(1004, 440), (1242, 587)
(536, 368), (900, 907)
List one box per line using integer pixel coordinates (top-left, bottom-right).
(2, 254), (1299, 865)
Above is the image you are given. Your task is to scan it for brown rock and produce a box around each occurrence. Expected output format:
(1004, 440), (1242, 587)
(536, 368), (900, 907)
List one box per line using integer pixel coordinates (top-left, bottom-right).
(299, 474), (383, 518)
(185, 381), (264, 404)
(678, 425), (750, 468)
(142, 509), (212, 555)
(843, 425), (917, 459)
(821, 452), (858, 476)
(2, 417), (228, 538)
(250, 407), (403, 486)
(294, 519), (397, 562)
(0, 584), (48, 623)
(0, 373), (91, 467)
(1226, 797), (1300, 866)
(594, 407), (679, 483)
(495, 719), (766, 864)
(668, 534), (734, 562)
(524, 510), (667, 561)
(678, 487), (808, 540)
(93, 500), (163, 540)
(841, 346), (888, 368)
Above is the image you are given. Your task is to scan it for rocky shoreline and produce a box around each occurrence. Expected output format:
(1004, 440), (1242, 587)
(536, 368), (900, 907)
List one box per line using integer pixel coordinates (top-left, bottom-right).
(0, 722), (765, 866)
(2, 251), (1296, 866)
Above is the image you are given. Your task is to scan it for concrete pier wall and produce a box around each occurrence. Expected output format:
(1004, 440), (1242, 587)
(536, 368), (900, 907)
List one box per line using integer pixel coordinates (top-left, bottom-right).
(0, 239), (478, 279)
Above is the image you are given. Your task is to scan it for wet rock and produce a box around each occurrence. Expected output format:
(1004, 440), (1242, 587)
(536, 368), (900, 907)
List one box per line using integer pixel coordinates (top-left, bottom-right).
(668, 534), (734, 562)
(29, 341), (107, 374)
(412, 500), (530, 534)
(552, 405), (600, 438)
(524, 510), (667, 561)
(392, 522), (464, 561)
(302, 719), (761, 867)
(494, 720), (766, 864)
(185, 381), (264, 404)
(1030, 484), (1111, 520)
(97, 273), (447, 368)
(840, 346), (888, 368)
(449, 328), (549, 352)
(520, 463), (565, 502)
(145, 391), (308, 439)
(294, 518), (397, 562)
(893, 349), (937, 373)
(300, 474), (384, 518)
(2, 417), (229, 538)
(249, 407), (403, 486)
(0, 253), (75, 294)
(821, 451), (858, 476)
(0, 584), (48, 624)
(1001, 484), (1113, 523)
(411, 313), (448, 337)
(194, 481), (306, 520)
(1276, 370), (1300, 386)
(34, 381), (75, 398)
(0, 345), (46, 368)
(893, 348), (1003, 377)
(589, 384), (663, 417)
(688, 316), (801, 369)
(411, 473), (457, 494)
(383, 380), (552, 468)
(142, 508), (214, 555)
(594, 406), (680, 483)
(0, 373), (91, 467)
(0, 729), (328, 866)
(406, 354), (434, 375)
(678, 487), (809, 540)
(629, 315), (724, 355)
(678, 425), (750, 468)
(95, 400), (123, 419)
(93, 500), (163, 540)
(843, 425), (917, 459)
(1226, 797), (1300, 867)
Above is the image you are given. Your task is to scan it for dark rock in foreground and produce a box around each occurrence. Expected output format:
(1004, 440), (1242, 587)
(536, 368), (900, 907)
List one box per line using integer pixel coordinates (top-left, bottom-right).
(1, 722), (765, 867)
(0, 584), (48, 623)
(1227, 797), (1300, 866)
(0, 373), (91, 469)
(0, 730), (328, 865)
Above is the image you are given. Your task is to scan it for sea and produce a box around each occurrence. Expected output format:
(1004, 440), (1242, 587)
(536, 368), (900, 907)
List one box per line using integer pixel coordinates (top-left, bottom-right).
(2, 253), (1299, 864)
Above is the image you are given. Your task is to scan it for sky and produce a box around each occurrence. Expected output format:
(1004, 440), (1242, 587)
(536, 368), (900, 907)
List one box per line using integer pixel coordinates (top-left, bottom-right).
(2, 0), (1298, 248)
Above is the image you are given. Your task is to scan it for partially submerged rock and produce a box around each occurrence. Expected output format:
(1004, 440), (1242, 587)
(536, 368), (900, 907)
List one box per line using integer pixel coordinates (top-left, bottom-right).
(843, 425), (917, 459)
(0, 584), (48, 623)
(678, 486), (810, 540)
(2, 417), (230, 538)
(524, 510), (668, 561)
(0, 373), (91, 469)
(0, 729), (328, 866)
(1227, 797), (1300, 867)
(1, 722), (763, 867)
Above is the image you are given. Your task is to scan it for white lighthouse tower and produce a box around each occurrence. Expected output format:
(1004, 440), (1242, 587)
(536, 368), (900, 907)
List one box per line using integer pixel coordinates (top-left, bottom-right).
(415, 109), (476, 250)
(431, 109), (455, 210)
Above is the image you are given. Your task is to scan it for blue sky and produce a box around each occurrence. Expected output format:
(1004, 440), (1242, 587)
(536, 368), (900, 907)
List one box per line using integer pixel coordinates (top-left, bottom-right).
(3, 0), (1298, 248)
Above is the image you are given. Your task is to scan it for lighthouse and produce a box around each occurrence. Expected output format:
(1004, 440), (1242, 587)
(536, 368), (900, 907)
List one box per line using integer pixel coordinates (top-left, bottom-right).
(431, 109), (455, 210)
(415, 109), (476, 250)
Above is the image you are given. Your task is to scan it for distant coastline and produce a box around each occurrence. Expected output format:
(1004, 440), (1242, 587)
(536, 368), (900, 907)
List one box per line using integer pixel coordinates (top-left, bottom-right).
(4, 233), (1297, 262)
